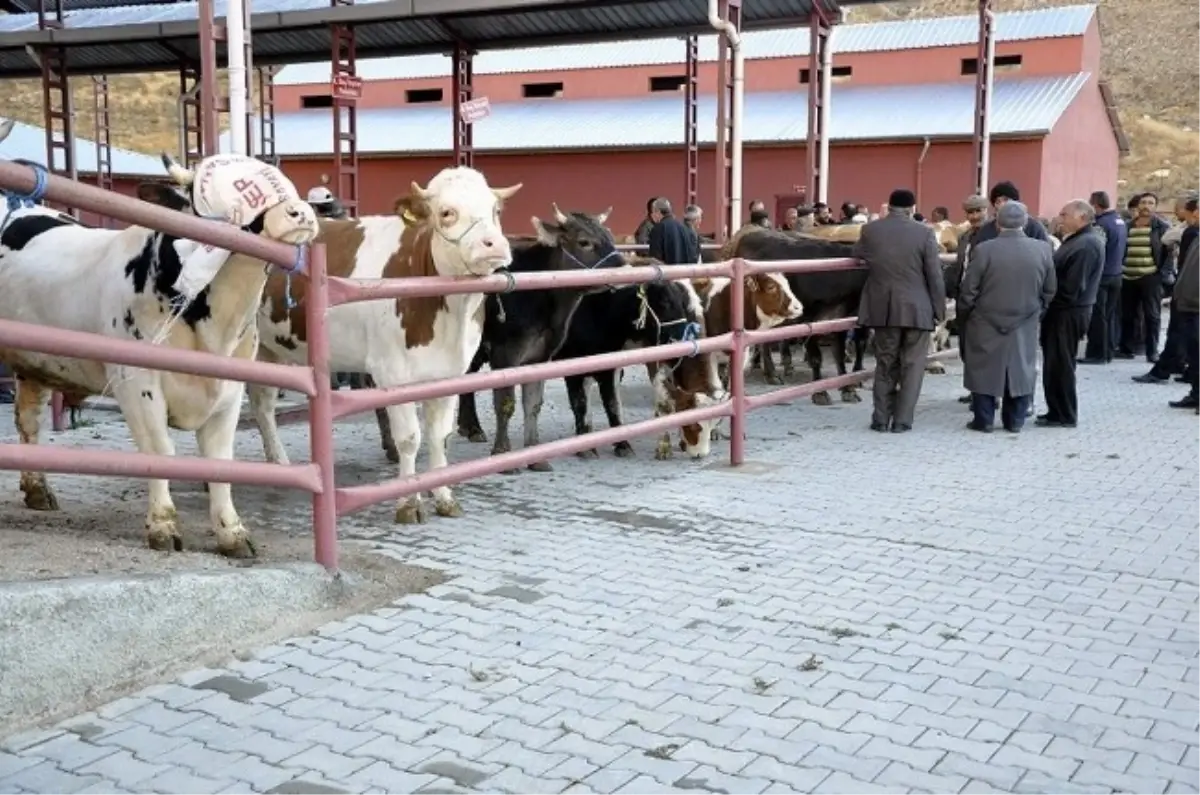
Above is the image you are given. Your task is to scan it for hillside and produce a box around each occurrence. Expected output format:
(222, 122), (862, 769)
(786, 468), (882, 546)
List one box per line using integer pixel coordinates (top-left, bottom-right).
(0, 0), (1194, 198)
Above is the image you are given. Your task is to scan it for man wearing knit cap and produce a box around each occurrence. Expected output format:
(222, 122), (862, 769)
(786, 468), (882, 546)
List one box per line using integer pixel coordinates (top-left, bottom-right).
(853, 188), (946, 433)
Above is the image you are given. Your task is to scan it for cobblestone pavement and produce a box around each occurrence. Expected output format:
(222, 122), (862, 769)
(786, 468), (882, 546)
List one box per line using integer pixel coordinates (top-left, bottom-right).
(1, 355), (1197, 794)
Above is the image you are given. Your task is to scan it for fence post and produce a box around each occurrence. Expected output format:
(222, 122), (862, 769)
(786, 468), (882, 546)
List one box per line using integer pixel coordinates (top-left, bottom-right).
(728, 256), (747, 466)
(305, 243), (339, 572)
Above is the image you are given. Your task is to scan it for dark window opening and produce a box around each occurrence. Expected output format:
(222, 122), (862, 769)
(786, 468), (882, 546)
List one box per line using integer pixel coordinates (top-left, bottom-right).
(649, 75), (689, 92)
(798, 65), (852, 84)
(523, 81), (564, 99)
(300, 94), (333, 109)
(406, 88), (444, 104)
(961, 54), (1023, 75)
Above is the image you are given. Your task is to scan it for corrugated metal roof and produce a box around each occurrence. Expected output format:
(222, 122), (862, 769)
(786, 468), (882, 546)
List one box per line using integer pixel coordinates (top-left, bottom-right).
(0, 119), (166, 176)
(231, 73), (1090, 156)
(274, 4), (1097, 85)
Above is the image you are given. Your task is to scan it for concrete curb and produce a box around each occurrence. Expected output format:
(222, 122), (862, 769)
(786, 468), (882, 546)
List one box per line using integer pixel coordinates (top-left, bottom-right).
(0, 563), (353, 730)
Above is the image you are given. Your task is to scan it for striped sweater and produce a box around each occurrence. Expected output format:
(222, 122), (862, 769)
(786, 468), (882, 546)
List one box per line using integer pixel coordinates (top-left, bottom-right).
(1124, 226), (1156, 280)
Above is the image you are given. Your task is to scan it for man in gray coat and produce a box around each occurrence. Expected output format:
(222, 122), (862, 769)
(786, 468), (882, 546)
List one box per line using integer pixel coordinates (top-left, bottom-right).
(959, 201), (1057, 433)
(853, 188), (946, 433)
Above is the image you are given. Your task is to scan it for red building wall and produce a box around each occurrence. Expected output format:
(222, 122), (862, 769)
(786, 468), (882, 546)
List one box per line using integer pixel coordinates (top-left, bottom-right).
(280, 138), (1045, 237)
(1038, 76), (1120, 216)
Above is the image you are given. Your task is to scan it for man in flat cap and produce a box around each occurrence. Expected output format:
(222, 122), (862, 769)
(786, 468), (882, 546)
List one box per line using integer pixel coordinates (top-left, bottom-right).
(853, 188), (946, 433)
(944, 195), (991, 403)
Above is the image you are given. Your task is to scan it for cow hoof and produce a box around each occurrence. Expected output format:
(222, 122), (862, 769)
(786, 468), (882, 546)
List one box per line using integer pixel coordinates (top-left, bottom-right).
(576, 448), (600, 460)
(217, 534), (257, 559)
(765, 374), (784, 386)
(782, 365), (795, 377)
(491, 443), (511, 456)
(434, 497), (463, 518)
(840, 389), (862, 404)
(926, 362), (947, 375)
(21, 483), (59, 511)
(383, 446), (400, 464)
(460, 427), (488, 443)
(811, 391), (833, 406)
(614, 442), (635, 458)
(394, 501), (428, 524)
(527, 460), (553, 472)
(147, 530), (184, 552)
(655, 439), (674, 460)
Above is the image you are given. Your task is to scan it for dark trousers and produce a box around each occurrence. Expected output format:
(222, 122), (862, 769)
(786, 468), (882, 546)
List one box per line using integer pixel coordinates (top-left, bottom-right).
(1042, 307), (1090, 425)
(1120, 273), (1163, 358)
(871, 327), (931, 428)
(971, 388), (1031, 431)
(1084, 275), (1122, 361)
(1181, 311), (1200, 398)
(1151, 305), (1187, 376)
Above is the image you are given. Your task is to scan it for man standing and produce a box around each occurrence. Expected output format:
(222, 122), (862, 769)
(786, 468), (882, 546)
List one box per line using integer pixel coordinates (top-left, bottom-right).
(1133, 195), (1198, 384)
(779, 206), (800, 231)
(973, 181), (1052, 246)
(853, 188), (945, 433)
(813, 202), (835, 226)
(647, 198), (693, 265)
(306, 186), (349, 220)
(1039, 200), (1106, 428)
(682, 204), (705, 264)
(1117, 191), (1171, 362)
(945, 195), (991, 403)
(1169, 237), (1199, 412)
(959, 201), (1056, 433)
(633, 197), (660, 246)
(1080, 190), (1127, 364)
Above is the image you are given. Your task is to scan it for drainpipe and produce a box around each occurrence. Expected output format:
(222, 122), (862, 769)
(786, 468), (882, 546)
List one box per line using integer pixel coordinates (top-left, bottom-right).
(227, 0), (248, 154)
(978, 6), (996, 194)
(915, 136), (931, 207)
(709, 0), (743, 231)
(818, 27), (832, 205)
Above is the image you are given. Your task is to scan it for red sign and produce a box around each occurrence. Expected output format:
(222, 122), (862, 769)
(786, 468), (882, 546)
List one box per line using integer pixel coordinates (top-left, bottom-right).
(331, 73), (363, 101)
(460, 96), (491, 124)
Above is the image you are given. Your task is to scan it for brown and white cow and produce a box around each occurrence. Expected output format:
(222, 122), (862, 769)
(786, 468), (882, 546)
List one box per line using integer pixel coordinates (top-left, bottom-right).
(249, 167), (521, 524)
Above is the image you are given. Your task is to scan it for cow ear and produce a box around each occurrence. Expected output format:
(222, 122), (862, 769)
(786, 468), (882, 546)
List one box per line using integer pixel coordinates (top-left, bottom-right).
(743, 274), (759, 292)
(394, 183), (430, 224)
(532, 216), (561, 246)
(692, 277), (712, 295)
(137, 182), (190, 212)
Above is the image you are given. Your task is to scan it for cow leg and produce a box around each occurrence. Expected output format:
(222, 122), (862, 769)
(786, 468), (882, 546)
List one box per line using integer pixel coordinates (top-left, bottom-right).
(491, 385), (517, 458)
(422, 395), (464, 518)
(355, 373), (398, 463)
(781, 339), (795, 377)
(520, 380), (552, 472)
(195, 387), (255, 558)
(565, 375), (598, 459)
(762, 344), (783, 385)
(807, 337), (833, 406)
(835, 332), (861, 403)
(456, 348), (489, 443)
(110, 372), (183, 552)
(596, 369), (633, 458)
(650, 366), (676, 460)
(15, 376), (58, 511)
(248, 382), (289, 465)
(388, 400), (426, 524)
(926, 325), (948, 374)
(749, 346), (762, 371)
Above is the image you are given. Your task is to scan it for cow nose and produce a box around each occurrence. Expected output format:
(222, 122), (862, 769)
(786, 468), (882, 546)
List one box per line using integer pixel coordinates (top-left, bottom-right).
(479, 236), (498, 249)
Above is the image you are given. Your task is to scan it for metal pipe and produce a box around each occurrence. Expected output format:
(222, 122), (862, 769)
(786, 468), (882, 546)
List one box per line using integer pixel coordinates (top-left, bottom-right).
(305, 244), (338, 572)
(336, 400), (733, 514)
(818, 26), (832, 205)
(708, 0), (743, 230)
(980, 8), (996, 194)
(728, 256), (747, 465)
(227, 0), (248, 154)
(742, 316), (858, 348)
(915, 136), (931, 207)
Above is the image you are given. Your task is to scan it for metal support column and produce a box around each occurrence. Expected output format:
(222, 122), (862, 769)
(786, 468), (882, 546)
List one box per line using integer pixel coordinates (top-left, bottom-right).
(92, 75), (114, 224)
(452, 43), (475, 168)
(37, 0), (76, 217)
(330, 0), (359, 217)
(973, 0), (995, 195)
(257, 66), (279, 166)
(239, 0), (254, 157)
(713, 0), (741, 241)
(806, 2), (833, 207)
(179, 64), (204, 167)
(683, 34), (699, 211)
(196, 0), (220, 159)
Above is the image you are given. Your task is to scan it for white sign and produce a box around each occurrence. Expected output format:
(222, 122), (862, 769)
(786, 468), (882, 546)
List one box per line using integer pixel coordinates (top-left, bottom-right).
(460, 96), (491, 124)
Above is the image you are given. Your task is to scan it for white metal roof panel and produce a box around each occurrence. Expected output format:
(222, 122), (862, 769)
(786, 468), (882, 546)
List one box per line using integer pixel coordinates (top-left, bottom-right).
(273, 4), (1097, 85)
(237, 73), (1090, 156)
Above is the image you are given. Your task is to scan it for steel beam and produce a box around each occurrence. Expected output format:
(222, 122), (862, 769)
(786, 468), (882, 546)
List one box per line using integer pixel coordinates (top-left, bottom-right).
(257, 66), (279, 165)
(713, 0), (741, 241)
(331, 0), (359, 217)
(452, 42), (475, 168)
(196, 0), (220, 159)
(179, 65), (204, 167)
(683, 34), (698, 211)
(806, 0), (832, 207)
(973, 0), (994, 195)
(91, 75), (114, 222)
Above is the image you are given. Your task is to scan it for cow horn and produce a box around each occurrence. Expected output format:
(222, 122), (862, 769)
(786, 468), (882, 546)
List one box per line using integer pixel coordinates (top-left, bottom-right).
(597, 206), (612, 224)
(0, 118), (13, 144)
(492, 183), (523, 201)
(410, 180), (432, 200)
(160, 152), (194, 186)
(551, 202), (568, 224)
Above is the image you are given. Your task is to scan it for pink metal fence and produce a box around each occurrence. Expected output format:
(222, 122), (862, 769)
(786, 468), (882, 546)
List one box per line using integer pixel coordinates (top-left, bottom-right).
(0, 159), (958, 574)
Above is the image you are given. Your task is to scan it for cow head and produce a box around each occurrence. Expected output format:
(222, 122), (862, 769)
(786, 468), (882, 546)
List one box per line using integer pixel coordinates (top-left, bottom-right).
(746, 273), (803, 328)
(145, 153), (318, 246)
(531, 204), (621, 271)
(396, 166), (520, 277)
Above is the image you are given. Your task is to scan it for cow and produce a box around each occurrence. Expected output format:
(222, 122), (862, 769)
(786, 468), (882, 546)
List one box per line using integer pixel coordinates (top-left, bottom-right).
(0, 149), (318, 557)
(248, 167), (522, 525)
(453, 206), (623, 471)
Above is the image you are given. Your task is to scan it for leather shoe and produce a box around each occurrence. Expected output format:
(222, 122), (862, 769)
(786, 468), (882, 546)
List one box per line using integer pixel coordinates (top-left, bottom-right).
(966, 420), (992, 433)
(1169, 395), (1199, 409)
(870, 421), (889, 432)
(1035, 416), (1076, 428)
(1077, 357), (1106, 365)
(957, 394), (972, 404)
(1114, 351), (1135, 360)
(890, 424), (912, 433)
(1133, 372), (1169, 384)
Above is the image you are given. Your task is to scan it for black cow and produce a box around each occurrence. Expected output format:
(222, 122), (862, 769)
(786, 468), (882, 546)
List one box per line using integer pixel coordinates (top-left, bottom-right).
(726, 230), (870, 405)
(454, 207), (620, 470)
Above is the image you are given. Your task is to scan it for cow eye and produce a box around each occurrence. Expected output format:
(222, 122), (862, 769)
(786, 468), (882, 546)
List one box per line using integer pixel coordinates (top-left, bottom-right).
(440, 208), (456, 222)
(579, 239), (593, 250)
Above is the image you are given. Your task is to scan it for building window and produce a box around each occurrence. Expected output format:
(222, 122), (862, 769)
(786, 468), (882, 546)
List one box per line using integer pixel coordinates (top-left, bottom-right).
(961, 54), (1023, 75)
(406, 88), (444, 104)
(798, 65), (852, 84)
(649, 75), (688, 92)
(523, 81), (564, 99)
(300, 94), (333, 109)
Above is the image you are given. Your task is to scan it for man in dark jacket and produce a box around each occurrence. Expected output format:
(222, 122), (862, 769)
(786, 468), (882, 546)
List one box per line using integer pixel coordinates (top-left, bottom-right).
(972, 181), (1052, 247)
(1117, 191), (1171, 362)
(647, 198), (693, 265)
(1134, 195), (1199, 384)
(1038, 200), (1105, 428)
(853, 188), (945, 433)
(944, 194), (991, 403)
(307, 186), (349, 220)
(633, 197), (660, 246)
(1080, 190), (1127, 364)
(1169, 235), (1199, 411)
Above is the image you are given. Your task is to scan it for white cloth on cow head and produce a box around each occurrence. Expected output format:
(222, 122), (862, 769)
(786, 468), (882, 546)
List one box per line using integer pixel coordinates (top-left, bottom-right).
(171, 155), (303, 304)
